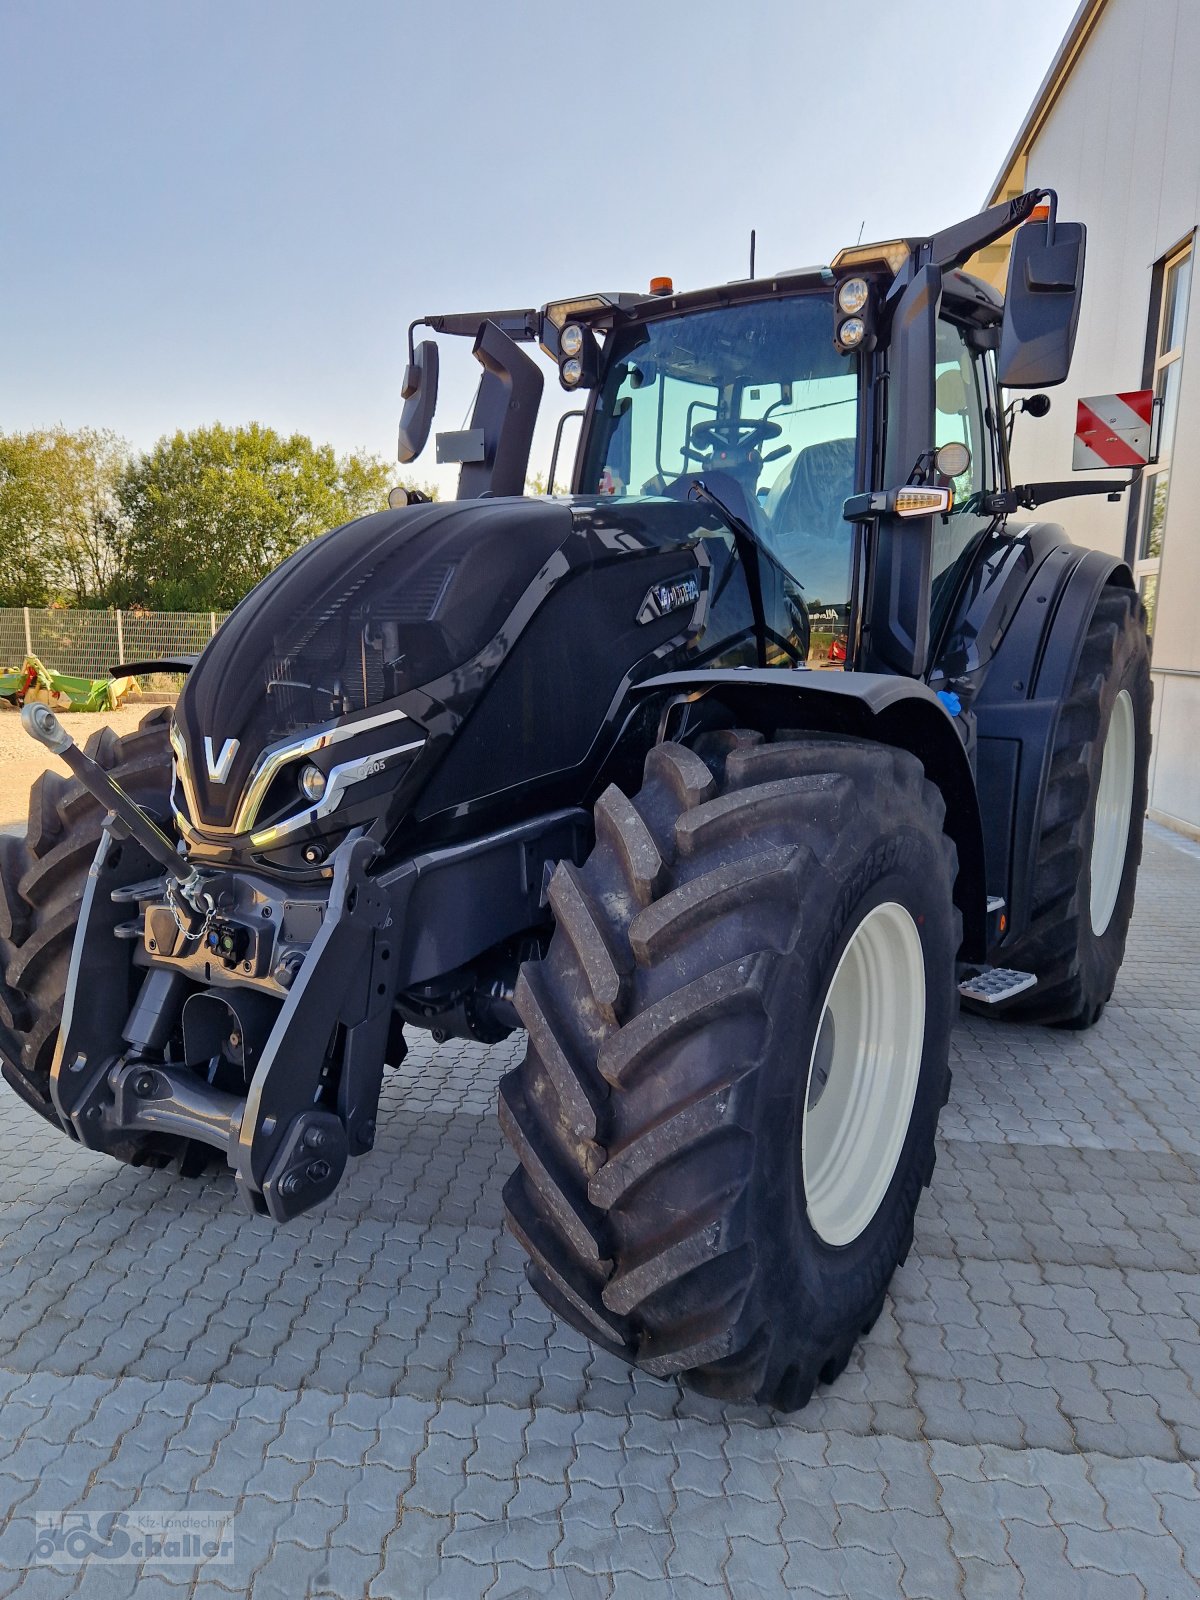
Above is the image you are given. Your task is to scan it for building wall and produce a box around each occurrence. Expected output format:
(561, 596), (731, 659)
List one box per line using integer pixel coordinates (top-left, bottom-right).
(1010, 0), (1200, 832)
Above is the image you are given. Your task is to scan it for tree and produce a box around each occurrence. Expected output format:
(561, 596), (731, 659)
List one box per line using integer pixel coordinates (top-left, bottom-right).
(115, 423), (392, 610)
(0, 428), (128, 606)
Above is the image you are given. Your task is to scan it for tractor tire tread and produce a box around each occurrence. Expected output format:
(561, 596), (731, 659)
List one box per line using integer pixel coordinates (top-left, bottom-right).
(503, 734), (957, 1408)
(0, 710), (183, 1141)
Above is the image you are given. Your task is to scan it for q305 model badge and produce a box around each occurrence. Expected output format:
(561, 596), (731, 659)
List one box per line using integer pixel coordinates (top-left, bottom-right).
(637, 572), (701, 626)
(204, 737), (240, 783)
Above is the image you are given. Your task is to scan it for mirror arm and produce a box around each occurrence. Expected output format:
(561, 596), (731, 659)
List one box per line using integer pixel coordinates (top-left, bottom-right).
(407, 309), (540, 367)
(924, 188), (1054, 274)
(424, 309), (539, 343)
(984, 477), (1133, 515)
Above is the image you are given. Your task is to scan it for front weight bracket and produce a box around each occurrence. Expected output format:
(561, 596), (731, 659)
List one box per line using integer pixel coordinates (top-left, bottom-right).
(233, 835), (394, 1214)
(260, 1109), (348, 1222)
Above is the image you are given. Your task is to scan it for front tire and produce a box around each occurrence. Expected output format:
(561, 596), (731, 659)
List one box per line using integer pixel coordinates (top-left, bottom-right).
(500, 733), (959, 1409)
(0, 709), (184, 1165)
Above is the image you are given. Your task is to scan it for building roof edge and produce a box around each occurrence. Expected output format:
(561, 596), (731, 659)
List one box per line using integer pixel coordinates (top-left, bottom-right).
(985, 0), (1111, 202)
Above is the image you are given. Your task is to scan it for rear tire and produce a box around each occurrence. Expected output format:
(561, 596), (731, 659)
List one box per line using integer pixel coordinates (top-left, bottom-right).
(994, 587), (1151, 1028)
(0, 708), (190, 1166)
(500, 733), (959, 1409)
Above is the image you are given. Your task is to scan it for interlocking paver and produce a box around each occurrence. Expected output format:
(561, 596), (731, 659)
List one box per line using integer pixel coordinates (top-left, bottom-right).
(0, 824), (1195, 1595)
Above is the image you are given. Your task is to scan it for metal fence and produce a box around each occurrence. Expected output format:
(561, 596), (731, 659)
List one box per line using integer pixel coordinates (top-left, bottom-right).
(0, 608), (231, 679)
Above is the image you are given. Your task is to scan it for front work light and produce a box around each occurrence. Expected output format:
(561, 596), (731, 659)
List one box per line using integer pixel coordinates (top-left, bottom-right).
(837, 316), (866, 349)
(837, 277), (870, 315)
(560, 358), (583, 387)
(560, 323), (584, 358)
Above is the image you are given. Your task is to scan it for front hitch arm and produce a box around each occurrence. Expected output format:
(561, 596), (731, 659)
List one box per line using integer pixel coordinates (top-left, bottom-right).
(21, 703), (210, 915)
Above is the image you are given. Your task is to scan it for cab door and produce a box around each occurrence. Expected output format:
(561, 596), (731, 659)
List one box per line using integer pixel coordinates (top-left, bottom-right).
(929, 314), (1003, 639)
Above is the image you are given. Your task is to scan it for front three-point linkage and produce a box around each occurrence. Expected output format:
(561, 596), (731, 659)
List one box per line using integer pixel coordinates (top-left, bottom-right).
(21, 702), (213, 921)
(20, 702), (398, 1222)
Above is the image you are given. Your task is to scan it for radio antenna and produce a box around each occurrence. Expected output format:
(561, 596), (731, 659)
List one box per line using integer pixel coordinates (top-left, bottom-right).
(749, 229), (756, 279)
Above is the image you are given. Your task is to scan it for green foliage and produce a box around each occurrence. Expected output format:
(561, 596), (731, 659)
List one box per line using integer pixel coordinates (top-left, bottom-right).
(0, 422), (394, 612)
(114, 423), (392, 610)
(0, 428), (128, 606)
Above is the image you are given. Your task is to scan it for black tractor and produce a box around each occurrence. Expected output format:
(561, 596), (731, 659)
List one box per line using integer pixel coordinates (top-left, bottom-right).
(0, 189), (1150, 1409)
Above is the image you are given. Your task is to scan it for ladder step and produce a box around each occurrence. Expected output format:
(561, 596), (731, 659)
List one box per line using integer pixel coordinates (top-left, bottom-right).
(958, 967), (1037, 1005)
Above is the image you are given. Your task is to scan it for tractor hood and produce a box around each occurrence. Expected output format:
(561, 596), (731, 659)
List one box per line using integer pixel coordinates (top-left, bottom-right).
(171, 494), (733, 862)
(173, 499), (574, 836)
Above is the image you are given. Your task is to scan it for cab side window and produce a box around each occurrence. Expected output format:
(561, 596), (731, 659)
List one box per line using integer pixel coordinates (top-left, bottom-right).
(933, 316), (996, 588)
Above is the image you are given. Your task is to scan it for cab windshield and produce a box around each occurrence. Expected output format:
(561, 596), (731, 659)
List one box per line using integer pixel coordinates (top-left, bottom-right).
(580, 293), (860, 636)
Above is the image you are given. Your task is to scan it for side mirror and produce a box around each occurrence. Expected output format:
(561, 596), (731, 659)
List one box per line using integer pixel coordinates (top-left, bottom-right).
(998, 219), (1086, 388)
(398, 339), (439, 463)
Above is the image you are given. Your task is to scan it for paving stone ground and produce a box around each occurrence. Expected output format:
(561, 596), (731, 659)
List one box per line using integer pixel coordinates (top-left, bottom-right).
(0, 823), (1197, 1597)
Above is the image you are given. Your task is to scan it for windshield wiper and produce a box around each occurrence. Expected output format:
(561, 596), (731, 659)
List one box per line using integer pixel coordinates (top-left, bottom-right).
(689, 478), (768, 668)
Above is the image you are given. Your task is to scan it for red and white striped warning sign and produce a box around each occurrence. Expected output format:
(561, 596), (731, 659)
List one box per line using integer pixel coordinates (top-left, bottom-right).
(1073, 391), (1154, 469)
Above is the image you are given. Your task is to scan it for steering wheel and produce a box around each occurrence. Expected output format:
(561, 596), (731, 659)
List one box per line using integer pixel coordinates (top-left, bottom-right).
(688, 418), (783, 456)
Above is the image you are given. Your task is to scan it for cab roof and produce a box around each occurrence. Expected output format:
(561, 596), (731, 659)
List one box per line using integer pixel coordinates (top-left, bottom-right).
(541, 258), (1002, 338)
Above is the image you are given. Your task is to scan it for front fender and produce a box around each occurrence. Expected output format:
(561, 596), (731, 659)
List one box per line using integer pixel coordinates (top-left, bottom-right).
(627, 667), (987, 960)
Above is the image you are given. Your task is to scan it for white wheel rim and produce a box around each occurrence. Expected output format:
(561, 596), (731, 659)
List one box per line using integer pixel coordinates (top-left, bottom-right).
(1090, 688), (1135, 937)
(801, 901), (926, 1248)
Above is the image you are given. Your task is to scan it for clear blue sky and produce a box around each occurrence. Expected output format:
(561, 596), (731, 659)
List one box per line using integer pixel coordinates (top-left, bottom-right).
(1, 0), (1079, 493)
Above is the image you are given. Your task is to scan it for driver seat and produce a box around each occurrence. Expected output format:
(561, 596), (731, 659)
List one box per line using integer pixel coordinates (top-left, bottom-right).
(763, 438), (856, 601)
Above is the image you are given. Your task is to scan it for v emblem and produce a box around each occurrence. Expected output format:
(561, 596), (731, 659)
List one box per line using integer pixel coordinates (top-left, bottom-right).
(204, 736), (240, 784)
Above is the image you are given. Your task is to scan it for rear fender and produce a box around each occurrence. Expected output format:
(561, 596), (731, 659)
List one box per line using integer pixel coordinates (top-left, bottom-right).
(626, 668), (987, 960)
(966, 538), (1134, 949)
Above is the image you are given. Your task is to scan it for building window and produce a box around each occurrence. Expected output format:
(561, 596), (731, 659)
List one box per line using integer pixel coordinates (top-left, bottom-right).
(1135, 239), (1192, 634)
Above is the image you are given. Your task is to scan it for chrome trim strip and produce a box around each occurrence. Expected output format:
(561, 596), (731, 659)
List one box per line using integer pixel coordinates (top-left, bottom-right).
(249, 737), (424, 849)
(172, 705), (414, 839)
(170, 721), (203, 825)
(233, 727), (329, 836)
(234, 706), (415, 835)
(173, 809), (202, 845)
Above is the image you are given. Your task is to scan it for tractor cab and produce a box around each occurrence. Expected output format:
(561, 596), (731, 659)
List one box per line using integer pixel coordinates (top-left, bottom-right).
(572, 285), (859, 665)
(399, 188), (1104, 681)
